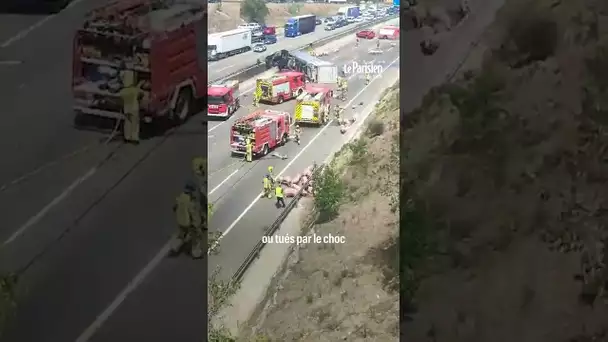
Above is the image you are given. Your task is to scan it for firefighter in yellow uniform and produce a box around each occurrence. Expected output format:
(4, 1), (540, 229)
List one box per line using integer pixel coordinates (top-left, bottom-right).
(340, 79), (348, 100)
(252, 92), (260, 107)
(334, 104), (343, 123)
(119, 70), (145, 144)
(263, 175), (272, 198)
(365, 73), (371, 85)
(171, 182), (203, 258)
(294, 124), (302, 145)
(268, 166), (275, 183)
(245, 138), (253, 162)
(275, 183), (286, 208)
(191, 157), (207, 215)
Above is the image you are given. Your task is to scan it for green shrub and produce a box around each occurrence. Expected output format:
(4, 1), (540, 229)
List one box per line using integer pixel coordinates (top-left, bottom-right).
(313, 166), (345, 223)
(501, 8), (558, 67)
(366, 119), (385, 138)
(240, 0), (269, 24)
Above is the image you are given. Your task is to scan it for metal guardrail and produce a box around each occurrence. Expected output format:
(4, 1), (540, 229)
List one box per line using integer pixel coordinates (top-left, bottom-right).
(231, 164), (319, 283)
(208, 15), (399, 86)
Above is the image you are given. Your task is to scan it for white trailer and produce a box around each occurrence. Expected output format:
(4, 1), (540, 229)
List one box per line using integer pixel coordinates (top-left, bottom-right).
(315, 62), (338, 84)
(208, 28), (252, 61)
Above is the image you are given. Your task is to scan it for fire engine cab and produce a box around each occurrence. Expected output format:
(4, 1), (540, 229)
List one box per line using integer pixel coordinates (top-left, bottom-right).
(255, 71), (306, 104)
(230, 109), (291, 157)
(207, 80), (240, 118)
(294, 84), (333, 126)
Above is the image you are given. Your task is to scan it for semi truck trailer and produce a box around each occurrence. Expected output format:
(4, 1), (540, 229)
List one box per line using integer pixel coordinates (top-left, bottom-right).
(284, 14), (316, 37)
(208, 28), (252, 61)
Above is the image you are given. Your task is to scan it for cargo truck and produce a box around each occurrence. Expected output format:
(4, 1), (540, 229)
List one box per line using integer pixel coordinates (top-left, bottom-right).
(208, 28), (252, 61)
(284, 14), (316, 37)
(290, 51), (338, 85)
(338, 6), (360, 19)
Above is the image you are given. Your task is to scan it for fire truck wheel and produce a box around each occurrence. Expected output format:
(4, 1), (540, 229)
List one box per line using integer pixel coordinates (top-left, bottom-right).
(262, 144), (269, 156)
(277, 96), (284, 104)
(280, 133), (288, 145)
(174, 88), (193, 122)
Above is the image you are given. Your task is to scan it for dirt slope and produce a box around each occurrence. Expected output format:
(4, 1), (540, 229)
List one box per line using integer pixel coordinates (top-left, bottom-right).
(402, 0), (608, 341)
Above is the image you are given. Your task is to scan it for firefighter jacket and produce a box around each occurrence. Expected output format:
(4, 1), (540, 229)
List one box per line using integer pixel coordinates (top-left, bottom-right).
(174, 193), (201, 228)
(263, 177), (271, 189)
(275, 186), (284, 198)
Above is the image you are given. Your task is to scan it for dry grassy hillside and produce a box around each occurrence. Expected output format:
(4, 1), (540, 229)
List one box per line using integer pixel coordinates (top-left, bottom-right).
(208, 3), (343, 33)
(402, 0), (608, 341)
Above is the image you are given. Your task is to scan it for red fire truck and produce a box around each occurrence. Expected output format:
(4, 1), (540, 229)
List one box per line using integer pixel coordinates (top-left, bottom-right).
(378, 25), (400, 40)
(255, 71), (306, 104)
(230, 109), (291, 157)
(207, 80), (240, 118)
(72, 0), (206, 126)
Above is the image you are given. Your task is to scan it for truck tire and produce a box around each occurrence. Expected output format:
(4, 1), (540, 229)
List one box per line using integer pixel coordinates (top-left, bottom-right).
(262, 144), (269, 156)
(281, 133), (288, 145)
(174, 87), (193, 123)
(278, 96), (284, 104)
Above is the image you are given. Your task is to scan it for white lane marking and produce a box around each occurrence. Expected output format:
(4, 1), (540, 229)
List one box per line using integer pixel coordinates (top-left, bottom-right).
(1, 16), (55, 48)
(75, 55), (400, 342)
(75, 238), (174, 342)
(214, 64), (236, 73)
(209, 169), (238, 195)
(1, 0), (87, 48)
(67, 0), (87, 9)
(211, 55), (401, 250)
(3, 167), (97, 245)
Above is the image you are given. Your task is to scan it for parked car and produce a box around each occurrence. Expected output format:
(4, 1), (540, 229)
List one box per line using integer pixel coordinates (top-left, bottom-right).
(356, 30), (375, 39)
(315, 18), (322, 25)
(325, 24), (335, 31)
(253, 43), (267, 52)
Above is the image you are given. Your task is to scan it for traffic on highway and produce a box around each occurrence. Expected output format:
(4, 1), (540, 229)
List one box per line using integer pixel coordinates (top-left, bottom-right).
(208, 4), (397, 81)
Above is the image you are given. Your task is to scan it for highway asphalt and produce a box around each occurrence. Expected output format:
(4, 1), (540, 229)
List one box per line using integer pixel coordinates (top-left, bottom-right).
(0, 0), (503, 340)
(207, 16), (397, 82)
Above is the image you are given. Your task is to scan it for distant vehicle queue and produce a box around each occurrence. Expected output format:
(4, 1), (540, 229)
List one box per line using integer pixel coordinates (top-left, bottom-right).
(207, 2), (399, 60)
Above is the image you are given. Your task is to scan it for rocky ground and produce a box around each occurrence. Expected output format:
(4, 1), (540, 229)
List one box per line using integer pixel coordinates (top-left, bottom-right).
(208, 3), (343, 33)
(402, 0), (608, 341)
(241, 84), (400, 341)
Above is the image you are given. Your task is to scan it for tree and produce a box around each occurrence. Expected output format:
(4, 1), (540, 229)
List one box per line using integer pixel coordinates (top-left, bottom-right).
(312, 165), (344, 223)
(240, 0), (269, 24)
